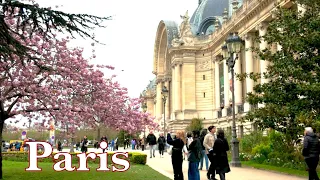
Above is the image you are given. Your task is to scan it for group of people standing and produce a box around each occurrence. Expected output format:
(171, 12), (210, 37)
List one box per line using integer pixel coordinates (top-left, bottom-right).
(167, 125), (230, 180)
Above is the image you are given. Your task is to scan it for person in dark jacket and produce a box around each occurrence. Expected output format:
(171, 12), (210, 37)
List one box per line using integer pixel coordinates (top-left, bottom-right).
(211, 129), (230, 180)
(147, 131), (157, 158)
(100, 136), (108, 153)
(158, 133), (166, 158)
(302, 127), (320, 180)
(188, 130), (202, 180)
(167, 130), (186, 180)
(199, 129), (209, 171)
(81, 136), (88, 153)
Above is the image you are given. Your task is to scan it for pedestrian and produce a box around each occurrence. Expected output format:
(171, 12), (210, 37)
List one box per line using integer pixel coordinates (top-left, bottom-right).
(187, 130), (202, 180)
(111, 139), (115, 151)
(211, 129), (230, 180)
(158, 133), (166, 158)
(100, 136), (108, 153)
(204, 126), (216, 180)
(57, 140), (62, 151)
(81, 136), (88, 153)
(167, 130), (186, 180)
(199, 129), (209, 171)
(131, 139), (136, 150)
(141, 137), (145, 151)
(146, 131), (157, 158)
(302, 127), (320, 180)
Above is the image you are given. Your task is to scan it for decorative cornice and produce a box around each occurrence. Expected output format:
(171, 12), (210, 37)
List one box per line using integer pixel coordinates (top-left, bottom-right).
(193, 0), (278, 52)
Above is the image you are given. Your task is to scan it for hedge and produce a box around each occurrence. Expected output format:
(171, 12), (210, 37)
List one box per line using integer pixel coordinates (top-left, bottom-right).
(2, 151), (147, 165)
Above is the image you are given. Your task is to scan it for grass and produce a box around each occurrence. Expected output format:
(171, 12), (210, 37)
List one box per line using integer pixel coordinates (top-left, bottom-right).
(241, 161), (310, 177)
(2, 161), (170, 180)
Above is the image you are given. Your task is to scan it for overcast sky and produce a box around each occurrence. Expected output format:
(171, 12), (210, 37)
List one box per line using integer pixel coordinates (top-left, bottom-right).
(37, 0), (198, 98)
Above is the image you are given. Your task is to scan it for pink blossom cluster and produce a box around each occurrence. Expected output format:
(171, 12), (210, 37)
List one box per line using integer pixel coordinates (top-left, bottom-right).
(0, 10), (156, 134)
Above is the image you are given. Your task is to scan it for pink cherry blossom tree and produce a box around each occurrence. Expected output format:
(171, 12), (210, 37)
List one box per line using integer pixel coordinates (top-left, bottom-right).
(0, 9), (152, 179)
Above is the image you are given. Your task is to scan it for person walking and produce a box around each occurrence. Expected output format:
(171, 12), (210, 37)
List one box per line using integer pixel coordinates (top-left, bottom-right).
(302, 127), (320, 180)
(131, 139), (136, 150)
(81, 136), (88, 153)
(100, 135), (108, 153)
(146, 131), (157, 158)
(203, 126), (217, 180)
(167, 130), (186, 180)
(211, 129), (230, 180)
(158, 133), (166, 158)
(199, 129), (209, 171)
(187, 130), (202, 180)
(141, 137), (145, 151)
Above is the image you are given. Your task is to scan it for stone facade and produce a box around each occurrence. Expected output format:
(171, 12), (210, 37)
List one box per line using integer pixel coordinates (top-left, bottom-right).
(141, 0), (297, 136)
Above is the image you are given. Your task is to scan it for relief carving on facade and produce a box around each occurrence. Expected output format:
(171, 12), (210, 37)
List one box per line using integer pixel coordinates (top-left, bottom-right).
(196, 59), (210, 71)
(171, 11), (195, 47)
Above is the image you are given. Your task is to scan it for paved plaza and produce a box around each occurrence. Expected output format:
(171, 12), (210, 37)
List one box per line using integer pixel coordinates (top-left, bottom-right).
(54, 147), (305, 180)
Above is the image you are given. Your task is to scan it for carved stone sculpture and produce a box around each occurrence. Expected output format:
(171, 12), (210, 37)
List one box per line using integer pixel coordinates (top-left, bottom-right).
(171, 11), (195, 47)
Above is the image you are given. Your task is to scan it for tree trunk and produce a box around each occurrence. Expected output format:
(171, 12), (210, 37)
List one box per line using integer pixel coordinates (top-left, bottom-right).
(0, 120), (5, 179)
(69, 137), (74, 153)
(97, 126), (101, 141)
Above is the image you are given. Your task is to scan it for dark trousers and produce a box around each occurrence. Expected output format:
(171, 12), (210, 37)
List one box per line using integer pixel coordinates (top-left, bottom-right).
(141, 145), (145, 151)
(218, 172), (225, 180)
(207, 153), (216, 179)
(306, 157), (319, 180)
(172, 157), (183, 180)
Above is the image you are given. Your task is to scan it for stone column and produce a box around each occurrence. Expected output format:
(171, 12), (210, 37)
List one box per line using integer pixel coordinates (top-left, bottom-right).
(259, 22), (269, 84)
(234, 53), (243, 112)
(175, 63), (181, 111)
(223, 60), (230, 116)
(171, 65), (175, 119)
(156, 80), (163, 119)
(214, 59), (220, 118)
(165, 80), (170, 119)
(244, 33), (254, 112)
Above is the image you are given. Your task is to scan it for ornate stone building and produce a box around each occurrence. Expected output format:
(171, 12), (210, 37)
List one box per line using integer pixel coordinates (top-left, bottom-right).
(141, 0), (298, 136)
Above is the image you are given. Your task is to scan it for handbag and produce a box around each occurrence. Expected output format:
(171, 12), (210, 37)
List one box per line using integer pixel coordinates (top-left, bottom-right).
(168, 145), (173, 155)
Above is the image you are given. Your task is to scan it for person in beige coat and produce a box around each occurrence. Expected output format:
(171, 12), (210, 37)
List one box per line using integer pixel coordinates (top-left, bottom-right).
(203, 126), (217, 180)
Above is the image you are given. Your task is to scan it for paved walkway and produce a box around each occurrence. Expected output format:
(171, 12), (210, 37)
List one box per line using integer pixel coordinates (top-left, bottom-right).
(54, 147), (305, 180)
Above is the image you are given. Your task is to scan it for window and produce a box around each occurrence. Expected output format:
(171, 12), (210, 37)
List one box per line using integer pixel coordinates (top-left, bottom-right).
(203, 75), (205, 80)
(203, 92), (206, 98)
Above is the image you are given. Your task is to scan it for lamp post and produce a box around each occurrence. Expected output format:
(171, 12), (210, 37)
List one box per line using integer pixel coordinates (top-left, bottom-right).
(142, 103), (147, 139)
(221, 32), (243, 167)
(161, 86), (169, 136)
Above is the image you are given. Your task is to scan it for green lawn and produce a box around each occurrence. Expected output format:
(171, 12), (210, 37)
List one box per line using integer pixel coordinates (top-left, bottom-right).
(241, 161), (312, 177)
(2, 161), (170, 180)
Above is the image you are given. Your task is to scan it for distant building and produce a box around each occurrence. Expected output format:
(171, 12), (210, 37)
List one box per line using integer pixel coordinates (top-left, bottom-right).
(141, 0), (300, 136)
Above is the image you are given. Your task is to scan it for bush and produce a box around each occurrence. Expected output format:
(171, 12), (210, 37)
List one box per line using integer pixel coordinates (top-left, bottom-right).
(185, 118), (203, 132)
(240, 131), (268, 153)
(252, 144), (271, 158)
(268, 130), (289, 153)
(2, 151), (147, 165)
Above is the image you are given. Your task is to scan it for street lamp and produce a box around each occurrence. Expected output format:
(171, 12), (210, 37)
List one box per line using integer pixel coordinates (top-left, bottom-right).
(222, 32), (243, 167)
(142, 103), (147, 139)
(161, 86), (169, 136)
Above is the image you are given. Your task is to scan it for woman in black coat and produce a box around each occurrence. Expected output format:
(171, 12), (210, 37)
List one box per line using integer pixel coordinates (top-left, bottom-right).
(212, 129), (230, 180)
(167, 130), (186, 180)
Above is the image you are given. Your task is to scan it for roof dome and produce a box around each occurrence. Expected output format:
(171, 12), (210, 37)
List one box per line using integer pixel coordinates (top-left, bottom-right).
(190, 0), (229, 35)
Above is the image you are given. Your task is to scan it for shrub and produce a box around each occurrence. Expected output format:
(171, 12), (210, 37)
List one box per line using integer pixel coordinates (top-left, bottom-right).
(268, 130), (288, 153)
(252, 144), (271, 158)
(240, 131), (268, 153)
(2, 151), (147, 165)
(185, 118), (203, 132)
